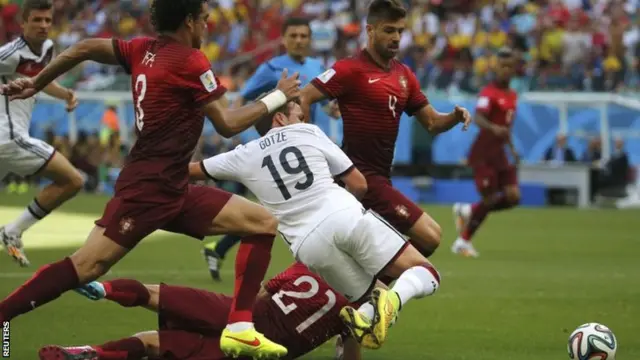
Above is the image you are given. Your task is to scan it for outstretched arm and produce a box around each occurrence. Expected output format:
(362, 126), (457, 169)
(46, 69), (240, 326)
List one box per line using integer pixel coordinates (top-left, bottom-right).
(300, 84), (328, 123)
(414, 104), (471, 134)
(34, 39), (119, 92)
(202, 70), (300, 138)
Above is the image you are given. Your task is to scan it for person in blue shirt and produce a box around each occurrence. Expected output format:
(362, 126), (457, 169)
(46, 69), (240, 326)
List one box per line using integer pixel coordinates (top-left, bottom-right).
(203, 17), (339, 281)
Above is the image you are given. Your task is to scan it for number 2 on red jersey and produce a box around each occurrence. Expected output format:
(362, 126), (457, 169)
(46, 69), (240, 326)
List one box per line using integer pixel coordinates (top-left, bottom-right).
(134, 74), (147, 132)
(272, 275), (337, 333)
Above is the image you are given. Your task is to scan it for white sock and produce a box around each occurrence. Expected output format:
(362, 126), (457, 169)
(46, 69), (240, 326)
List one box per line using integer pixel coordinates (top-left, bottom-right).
(4, 199), (49, 236)
(226, 321), (254, 332)
(391, 266), (440, 307)
(461, 203), (471, 217)
(357, 302), (375, 321)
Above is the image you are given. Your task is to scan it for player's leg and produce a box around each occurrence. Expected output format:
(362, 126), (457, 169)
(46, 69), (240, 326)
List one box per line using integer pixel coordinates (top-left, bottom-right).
(0, 197), (170, 322)
(0, 226), (130, 322)
(363, 177), (441, 259)
(39, 333), (150, 360)
(452, 166), (519, 257)
(75, 278), (157, 311)
(1, 139), (84, 266)
(203, 234), (242, 281)
(163, 185), (285, 358)
(338, 210), (440, 348)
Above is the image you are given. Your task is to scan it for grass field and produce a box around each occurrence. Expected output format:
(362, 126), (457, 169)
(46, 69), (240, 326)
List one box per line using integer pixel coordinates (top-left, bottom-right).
(1, 191), (639, 359)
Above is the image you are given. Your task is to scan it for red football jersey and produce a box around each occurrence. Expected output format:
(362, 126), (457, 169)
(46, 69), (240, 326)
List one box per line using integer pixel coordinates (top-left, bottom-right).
(112, 37), (226, 199)
(311, 50), (428, 178)
(467, 82), (517, 168)
(257, 262), (349, 359)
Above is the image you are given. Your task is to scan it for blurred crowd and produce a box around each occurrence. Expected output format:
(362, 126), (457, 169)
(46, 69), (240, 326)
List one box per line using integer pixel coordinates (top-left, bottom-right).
(1, 0), (639, 92)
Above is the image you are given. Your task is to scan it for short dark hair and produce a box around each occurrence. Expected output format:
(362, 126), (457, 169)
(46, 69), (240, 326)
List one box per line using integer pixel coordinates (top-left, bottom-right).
(255, 93), (292, 136)
(367, 0), (407, 25)
(151, 0), (206, 33)
(22, 0), (52, 21)
(282, 17), (311, 35)
(497, 47), (514, 59)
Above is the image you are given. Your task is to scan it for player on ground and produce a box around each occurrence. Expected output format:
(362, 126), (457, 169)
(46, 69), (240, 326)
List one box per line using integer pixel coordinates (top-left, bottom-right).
(451, 48), (520, 258)
(39, 263), (362, 360)
(0, 0), (82, 267)
(204, 17), (337, 282)
(193, 99), (441, 349)
(299, 0), (472, 261)
(0, 1), (302, 358)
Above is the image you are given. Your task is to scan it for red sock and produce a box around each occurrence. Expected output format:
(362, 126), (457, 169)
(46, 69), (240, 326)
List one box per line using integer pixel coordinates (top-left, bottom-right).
(461, 202), (489, 241)
(228, 234), (274, 324)
(0, 257), (79, 321)
(492, 193), (518, 212)
(96, 337), (146, 360)
(103, 279), (150, 307)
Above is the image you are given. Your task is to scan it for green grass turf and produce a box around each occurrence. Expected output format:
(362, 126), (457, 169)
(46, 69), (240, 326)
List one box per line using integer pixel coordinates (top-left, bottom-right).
(1, 191), (639, 359)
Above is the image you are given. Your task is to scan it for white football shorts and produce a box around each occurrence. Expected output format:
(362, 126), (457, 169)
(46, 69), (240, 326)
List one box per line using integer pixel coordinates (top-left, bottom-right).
(0, 135), (55, 180)
(294, 205), (408, 302)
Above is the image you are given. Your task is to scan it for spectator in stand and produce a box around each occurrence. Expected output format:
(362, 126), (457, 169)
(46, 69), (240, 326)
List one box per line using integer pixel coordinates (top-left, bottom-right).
(544, 134), (577, 165)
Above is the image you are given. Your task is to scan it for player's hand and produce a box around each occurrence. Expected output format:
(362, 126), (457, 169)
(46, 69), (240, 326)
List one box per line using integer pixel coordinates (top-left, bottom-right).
(0, 77), (39, 101)
(276, 68), (301, 101)
(454, 105), (472, 130)
(65, 89), (78, 112)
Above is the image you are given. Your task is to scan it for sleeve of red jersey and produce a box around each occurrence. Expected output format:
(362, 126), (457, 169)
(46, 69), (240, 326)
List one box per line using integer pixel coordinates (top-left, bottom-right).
(183, 51), (227, 107)
(310, 60), (353, 99)
(404, 69), (429, 116)
(475, 87), (494, 117)
(112, 38), (145, 74)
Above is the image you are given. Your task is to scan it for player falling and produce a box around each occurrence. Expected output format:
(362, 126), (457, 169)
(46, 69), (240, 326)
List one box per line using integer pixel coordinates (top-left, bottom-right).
(300, 0), (471, 263)
(452, 48), (520, 257)
(0, 0), (82, 267)
(0, 1), (301, 358)
(39, 263), (362, 360)
(193, 98), (441, 349)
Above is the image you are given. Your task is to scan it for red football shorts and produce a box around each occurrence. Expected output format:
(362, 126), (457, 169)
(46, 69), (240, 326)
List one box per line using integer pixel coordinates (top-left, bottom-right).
(361, 175), (423, 234)
(473, 165), (518, 195)
(96, 185), (232, 249)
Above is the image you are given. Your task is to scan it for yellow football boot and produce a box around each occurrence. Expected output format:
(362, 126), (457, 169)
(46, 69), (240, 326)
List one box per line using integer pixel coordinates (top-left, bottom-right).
(220, 327), (287, 359)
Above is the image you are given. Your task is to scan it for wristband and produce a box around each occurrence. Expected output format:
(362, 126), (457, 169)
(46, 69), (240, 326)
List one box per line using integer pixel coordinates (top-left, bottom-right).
(259, 89), (287, 113)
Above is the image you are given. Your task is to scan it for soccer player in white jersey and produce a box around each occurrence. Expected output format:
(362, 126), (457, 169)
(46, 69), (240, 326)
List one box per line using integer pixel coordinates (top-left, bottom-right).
(0, 0), (82, 267)
(191, 98), (442, 350)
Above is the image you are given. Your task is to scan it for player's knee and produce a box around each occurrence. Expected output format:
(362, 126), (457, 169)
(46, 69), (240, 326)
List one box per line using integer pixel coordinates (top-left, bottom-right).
(63, 170), (85, 194)
(258, 213), (278, 235)
(69, 254), (111, 283)
(506, 190), (521, 205)
(134, 331), (158, 358)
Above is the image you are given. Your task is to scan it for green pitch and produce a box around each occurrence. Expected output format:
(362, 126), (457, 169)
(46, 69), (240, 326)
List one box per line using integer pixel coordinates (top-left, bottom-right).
(1, 192), (639, 359)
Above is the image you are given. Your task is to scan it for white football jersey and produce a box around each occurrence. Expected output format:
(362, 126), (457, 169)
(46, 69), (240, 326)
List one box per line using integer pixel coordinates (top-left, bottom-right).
(202, 123), (362, 248)
(0, 37), (55, 142)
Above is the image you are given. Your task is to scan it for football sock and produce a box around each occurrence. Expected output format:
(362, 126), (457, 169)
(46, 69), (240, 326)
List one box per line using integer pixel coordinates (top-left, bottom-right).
(96, 337), (146, 360)
(227, 234), (274, 326)
(391, 265), (440, 307)
(215, 234), (242, 259)
(104, 279), (150, 307)
(0, 257), (78, 322)
(357, 302), (375, 321)
(4, 198), (49, 236)
(461, 202), (489, 241)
